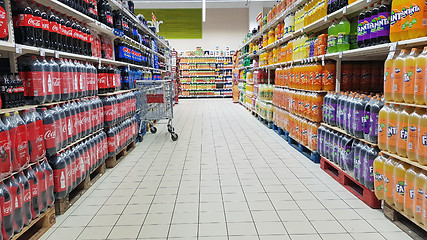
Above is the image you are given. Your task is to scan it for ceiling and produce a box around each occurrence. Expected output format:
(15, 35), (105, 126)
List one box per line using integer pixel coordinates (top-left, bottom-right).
(134, 0), (278, 9)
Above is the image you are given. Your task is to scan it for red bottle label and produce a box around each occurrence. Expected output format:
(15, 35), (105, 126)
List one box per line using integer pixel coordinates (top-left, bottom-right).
(24, 70), (46, 97)
(0, 130), (11, 173)
(98, 73), (108, 89)
(13, 14), (33, 27)
(43, 122), (56, 149)
(49, 21), (58, 33)
(42, 19), (49, 31)
(0, 6), (8, 38)
(15, 124), (29, 167)
(33, 16), (42, 29)
(53, 169), (66, 192)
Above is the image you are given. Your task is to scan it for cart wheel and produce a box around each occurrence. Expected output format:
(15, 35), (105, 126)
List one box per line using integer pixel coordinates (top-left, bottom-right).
(150, 127), (157, 134)
(137, 134), (143, 142)
(171, 133), (178, 141)
(167, 125), (174, 133)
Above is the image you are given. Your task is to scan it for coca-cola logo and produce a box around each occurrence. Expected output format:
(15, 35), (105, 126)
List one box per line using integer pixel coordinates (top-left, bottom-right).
(36, 135), (44, 143)
(105, 108), (114, 116)
(53, 77), (61, 87)
(44, 130), (56, 140)
(30, 18), (41, 28)
(23, 191), (31, 201)
(3, 202), (12, 215)
(51, 24), (58, 32)
(32, 187), (38, 196)
(17, 141), (28, 152)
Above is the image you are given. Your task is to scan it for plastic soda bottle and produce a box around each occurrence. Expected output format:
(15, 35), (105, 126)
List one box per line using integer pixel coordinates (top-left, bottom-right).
(389, 0), (402, 42)
(415, 46), (427, 105)
(407, 108), (424, 161)
(378, 103), (389, 151)
(322, 61), (336, 91)
(327, 19), (338, 53)
(393, 49), (408, 102)
(407, 0), (427, 39)
(397, 106), (414, 157)
(337, 15), (350, 52)
(384, 157), (397, 205)
(414, 171), (427, 224)
(404, 167), (417, 218)
(403, 48), (420, 103)
(384, 51), (397, 101)
(373, 153), (386, 200)
(386, 104), (399, 154)
(418, 111), (427, 165)
(394, 161), (409, 211)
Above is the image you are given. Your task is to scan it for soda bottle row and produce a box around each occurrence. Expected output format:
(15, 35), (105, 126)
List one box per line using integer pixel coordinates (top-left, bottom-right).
(389, 0), (427, 42)
(102, 92), (137, 127)
(328, 16), (357, 53)
(39, 97), (105, 159)
(49, 131), (108, 200)
(12, 0), (93, 56)
(18, 56), (99, 105)
(0, 159), (54, 240)
(378, 103), (427, 165)
(0, 74), (25, 109)
(374, 154), (427, 226)
(274, 107), (319, 150)
(324, 92), (384, 143)
(275, 62), (336, 91)
(385, 47), (427, 104)
(341, 61), (383, 92)
(357, 1), (391, 48)
(112, 10), (140, 42)
(255, 100), (273, 122)
(58, 0), (99, 20)
(106, 117), (138, 157)
(97, 64), (121, 94)
(318, 125), (379, 189)
(98, 0), (113, 27)
(327, 0), (352, 15)
(115, 41), (152, 67)
(273, 88), (324, 122)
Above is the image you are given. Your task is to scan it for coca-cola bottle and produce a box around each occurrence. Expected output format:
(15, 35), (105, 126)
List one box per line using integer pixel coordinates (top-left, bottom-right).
(11, 74), (25, 107)
(62, 150), (72, 193)
(76, 144), (86, 180)
(31, 2), (42, 48)
(68, 59), (78, 99)
(0, 75), (12, 108)
(4, 176), (23, 233)
(56, 58), (70, 101)
(32, 163), (47, 213)
(3, 112), (28, 172)
(48, 58), (61, 102)
(0, 181), (13, 239)
(47, 8), (58, 50)
(57, 105), (68, 148)
(38, 107), (57, 157)
(40, 4), (49, 49)
(23, 167), (39, 219)
(40, 57), (54, 103)
(58, 14), (66, 52)
(0, 117), (11, 179)
(12, 0), (34, 46)
(19, 56), (46, 105)
(48, 153), (67, 199)
(14, 172), (31, 226)
(62, 103), (72, 145)
(50, 105), (63, 150)
(22, 109), (45, 162)
(40, 159), (54, 207)
(0, 0), (8, 41)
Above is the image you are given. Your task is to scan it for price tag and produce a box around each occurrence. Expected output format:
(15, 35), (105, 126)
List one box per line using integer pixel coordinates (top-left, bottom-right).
(101, 24), (107, 29)
(39, 48), (45, 57)
(339, 52), (343, 59)
(390, 42), (397, 51)
(342, 7), (347, 14)
(387, 51), (395, 59)
(15, 45), (22, 54)
(95, 21), (101, 26)
(321, 55), (325, 66)
(98, 58), (102, 68)
(54, 51), (59, 58)
(324, 16), (327, 22)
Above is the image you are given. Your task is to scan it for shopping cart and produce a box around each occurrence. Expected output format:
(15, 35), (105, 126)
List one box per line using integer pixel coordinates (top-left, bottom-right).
(136, 79), (178, 141)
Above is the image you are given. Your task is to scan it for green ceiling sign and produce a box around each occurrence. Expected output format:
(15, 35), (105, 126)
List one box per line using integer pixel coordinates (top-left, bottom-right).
(135, 9), (202, 39)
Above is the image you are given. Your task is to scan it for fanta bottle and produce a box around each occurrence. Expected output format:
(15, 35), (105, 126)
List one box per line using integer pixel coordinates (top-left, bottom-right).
(407, 0), (427, 39)
(389, 0), (402, 42)
(414, 171), (427, 223)
(393, 49), (408, 102)
(404, 167), (418, 218)
(424, 178), (427, 226)
(415, 46), (427, 105)
(408, 108), (424, 161)
(394, 161), (409, 211)
(418, 111), (427, 165)
(397, 106), (414, 158)
(400, 0), (410, 40)
(403, 48), (420, 103)
(378, 103), (389, 151)
(387, 104), (399, 154)
(384, 157), (397, 205)
(384, 51), (397, 101)
(373, 152), (386, 200)
(322, 61), (336, 91)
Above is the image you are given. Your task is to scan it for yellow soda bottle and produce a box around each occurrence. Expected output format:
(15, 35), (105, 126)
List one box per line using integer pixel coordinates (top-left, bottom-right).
(397, 106), (414, 158)
(387, 104), (399, 154)
(418, 111), (427, 165)
(373, 153), (386, 200)
(389, 0), (403, 42)
(378, 103), (390, 151)
(394, 161), (409, 211)
(408, 108), (424, 161)
(407, 0), (427, 39)
(393, 49), (408, 102)
(384, 157), (397, 205)
(404, 167), (418, 218)
(403, 48), (420, 103)
(415, 171), (427, 224)
(385, 51), (398, 101)
(415, 47), (427, 105)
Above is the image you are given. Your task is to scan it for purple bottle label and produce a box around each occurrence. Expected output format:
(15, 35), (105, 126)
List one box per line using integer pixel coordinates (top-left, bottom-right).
(359, 150), (366, 178)
(370, 112), (379, 137)
(376, 12), (390, 37)
(357, 19), (365, 42)
(364, 16), (372, 40)
(354, 110), (363, 132)
(330, 103), (337, 123)
(363, 111), (370, 134)
(370, 14), (378, 40)
(364, 156), (374, 183)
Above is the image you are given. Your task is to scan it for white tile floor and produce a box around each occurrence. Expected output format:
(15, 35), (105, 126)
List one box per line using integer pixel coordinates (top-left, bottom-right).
(41, 99), (412, 240)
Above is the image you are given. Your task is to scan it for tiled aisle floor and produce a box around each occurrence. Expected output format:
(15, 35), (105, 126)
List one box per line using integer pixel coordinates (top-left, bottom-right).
(42, 99), (412, 240)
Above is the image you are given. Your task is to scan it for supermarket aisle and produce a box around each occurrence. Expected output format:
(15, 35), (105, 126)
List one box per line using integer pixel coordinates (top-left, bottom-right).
(42, 99), (411, 240)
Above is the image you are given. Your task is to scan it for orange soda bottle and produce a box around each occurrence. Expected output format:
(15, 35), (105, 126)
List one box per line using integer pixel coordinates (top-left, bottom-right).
(387, 104), (399, 154)
(408, 108), (424, 161)
(394, 161), (409, 211)
(393, 49), (408, 102)
(407, 0), (427, 39)
(414, 171), (427, 223)
(384, 157), (397, 206)
(378, 103), (389, 151)
(404, 167), (418, 218)
(418, 111), (427, 165)
(373, 153), (386, 200)
(403, 48), (420, 104)
(312, 63), (322, 91)
(322, 61), (336, 91)
(415, 46), (427, 105)
(397, 106), (414, 158)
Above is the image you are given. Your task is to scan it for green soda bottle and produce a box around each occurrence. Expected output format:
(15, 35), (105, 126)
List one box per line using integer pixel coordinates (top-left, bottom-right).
(327, 19), (338, 53)
(350, 18), (358, 49)
(337, 15), (350, 52)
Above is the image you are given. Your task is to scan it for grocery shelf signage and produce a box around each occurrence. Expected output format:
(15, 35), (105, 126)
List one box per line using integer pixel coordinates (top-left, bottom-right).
(135, 9), (202, 39)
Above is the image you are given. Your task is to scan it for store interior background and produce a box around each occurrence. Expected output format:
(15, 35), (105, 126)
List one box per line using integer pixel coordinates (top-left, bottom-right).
(134, 0), (277, 51)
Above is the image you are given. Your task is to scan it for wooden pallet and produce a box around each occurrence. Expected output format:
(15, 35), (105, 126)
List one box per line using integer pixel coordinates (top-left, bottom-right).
(320, 157), (381, 209)
(12, 207), (56, 240)
(383, 202), (427, 239)
(258, 116), (273, 129)
(55, 162), (106, 215)
(106, 140), (136, 168)
(288, 134), (321, 163)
